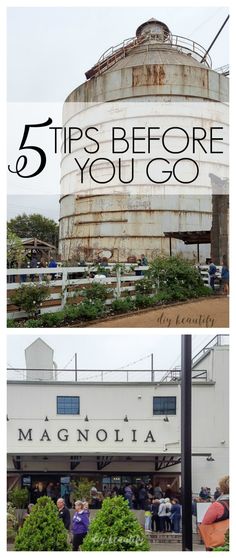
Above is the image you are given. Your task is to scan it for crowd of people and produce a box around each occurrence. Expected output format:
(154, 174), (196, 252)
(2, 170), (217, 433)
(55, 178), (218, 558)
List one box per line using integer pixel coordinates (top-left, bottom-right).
(19, 475), (229, 550)
(89, 482), (182, 533)
(208, 255), (229, 294)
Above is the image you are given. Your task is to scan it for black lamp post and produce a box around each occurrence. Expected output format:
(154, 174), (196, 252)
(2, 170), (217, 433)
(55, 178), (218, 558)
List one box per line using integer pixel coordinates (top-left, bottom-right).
(181, 335), (193, 551)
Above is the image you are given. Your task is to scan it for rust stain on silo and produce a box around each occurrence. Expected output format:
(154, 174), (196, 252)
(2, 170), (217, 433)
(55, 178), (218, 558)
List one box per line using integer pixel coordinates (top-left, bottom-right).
(132, 64), (166, 87)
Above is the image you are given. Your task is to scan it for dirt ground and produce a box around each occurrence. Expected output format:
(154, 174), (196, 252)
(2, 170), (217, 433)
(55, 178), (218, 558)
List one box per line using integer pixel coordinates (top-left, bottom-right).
(90, 296), (229, 328)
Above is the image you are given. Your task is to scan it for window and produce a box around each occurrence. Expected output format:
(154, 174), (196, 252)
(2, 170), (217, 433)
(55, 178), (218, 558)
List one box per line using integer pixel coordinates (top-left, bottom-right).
(57, 396), (80, 415)
(153, 396), (176, 415)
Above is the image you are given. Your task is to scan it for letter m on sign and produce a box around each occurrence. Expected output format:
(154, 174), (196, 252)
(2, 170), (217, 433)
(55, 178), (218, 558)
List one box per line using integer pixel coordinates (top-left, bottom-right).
(18, 429), (32, 441)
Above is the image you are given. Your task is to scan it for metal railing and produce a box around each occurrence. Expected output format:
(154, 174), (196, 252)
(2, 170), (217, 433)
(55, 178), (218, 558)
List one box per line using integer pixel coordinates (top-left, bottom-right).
(191, 334), (229, 368)
(7, 367), (208, 383)
(214, 64), (229, 76)
(160, 334), (228, 382)
(161, 369), (208, 382)
(86, 32), (211, 79)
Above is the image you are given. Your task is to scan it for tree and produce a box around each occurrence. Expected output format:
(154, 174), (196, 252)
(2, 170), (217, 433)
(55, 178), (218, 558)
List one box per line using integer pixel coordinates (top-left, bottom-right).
(8, 213), (59, 246)
(8, 487), (29, 509)
(82, 496), (150, 551)
(70, 478), (95, 504)
(14, 496), (71, 551)
(7, 231), (25, 267)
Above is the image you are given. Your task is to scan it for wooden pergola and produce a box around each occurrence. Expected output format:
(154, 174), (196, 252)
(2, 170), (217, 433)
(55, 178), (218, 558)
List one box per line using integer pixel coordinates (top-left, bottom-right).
(164, 231), (211, 263)
(21, 238), (56, 259)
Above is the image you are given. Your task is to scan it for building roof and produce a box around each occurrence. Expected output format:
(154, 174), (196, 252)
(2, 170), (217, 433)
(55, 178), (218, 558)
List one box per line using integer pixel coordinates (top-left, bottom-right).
(21, 237), (56, 249)
(164, 230), (211, 245)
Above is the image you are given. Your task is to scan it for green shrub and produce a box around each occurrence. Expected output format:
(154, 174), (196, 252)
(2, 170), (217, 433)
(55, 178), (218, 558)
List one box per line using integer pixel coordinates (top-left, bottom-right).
(40, 311), (65, 327)
(135, 278), (154, 295)
(7, 502), (18, 542)
(81, 282), (110, 302)
(82, 496), (149, 551)
(10, 283), (50, 317)
(147, 256), (205, 292)
(150, 290), (174, 304)
(135, 294), (154, 308)
(76, 300), (105, 321)
(7, 319), (21, 328)
(24, 318), (44, 328)
(8, 487), (29, 509)
(64, 305), (82, 320)
(14, 496), (71, 551)
(111, 297), (135, 314)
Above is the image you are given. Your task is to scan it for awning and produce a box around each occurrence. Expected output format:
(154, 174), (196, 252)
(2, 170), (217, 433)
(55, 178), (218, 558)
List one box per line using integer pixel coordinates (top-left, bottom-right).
(164, 231), (211, 245)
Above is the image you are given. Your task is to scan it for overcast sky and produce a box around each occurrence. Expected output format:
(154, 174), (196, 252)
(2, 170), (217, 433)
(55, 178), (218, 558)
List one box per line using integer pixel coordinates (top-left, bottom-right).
(8, 6), (229, 103)
(7, 333), (216, 381)
(7, 6), (229, 222)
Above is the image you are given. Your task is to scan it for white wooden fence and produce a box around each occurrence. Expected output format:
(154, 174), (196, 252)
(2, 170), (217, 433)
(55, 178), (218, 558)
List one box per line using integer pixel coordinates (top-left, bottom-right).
(7, 264), (218, 320)
(7, 265), (148, 319)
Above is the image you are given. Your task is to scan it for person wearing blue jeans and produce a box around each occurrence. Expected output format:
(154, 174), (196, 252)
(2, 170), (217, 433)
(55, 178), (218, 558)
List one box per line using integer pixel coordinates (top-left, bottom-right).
(170, 498), (181, 533)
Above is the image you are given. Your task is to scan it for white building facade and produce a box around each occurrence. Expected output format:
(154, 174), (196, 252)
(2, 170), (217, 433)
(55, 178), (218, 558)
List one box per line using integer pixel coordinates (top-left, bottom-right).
(7, 336), (229, 497)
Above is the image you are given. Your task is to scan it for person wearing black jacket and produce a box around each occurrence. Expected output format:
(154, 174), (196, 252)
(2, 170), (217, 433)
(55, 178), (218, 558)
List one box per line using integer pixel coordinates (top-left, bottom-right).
(57, 498), (71, 530)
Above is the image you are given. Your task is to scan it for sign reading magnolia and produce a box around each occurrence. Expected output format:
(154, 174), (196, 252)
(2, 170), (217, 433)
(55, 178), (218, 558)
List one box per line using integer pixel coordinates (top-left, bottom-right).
(17, 428), (157, 443)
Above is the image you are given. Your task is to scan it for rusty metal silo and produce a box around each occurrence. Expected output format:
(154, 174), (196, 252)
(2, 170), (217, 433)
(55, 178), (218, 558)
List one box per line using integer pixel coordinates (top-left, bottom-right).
(59, 18), (228, 263)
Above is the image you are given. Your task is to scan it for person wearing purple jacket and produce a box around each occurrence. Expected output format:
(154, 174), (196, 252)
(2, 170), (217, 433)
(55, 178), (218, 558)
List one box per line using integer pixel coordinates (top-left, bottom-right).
(72, 501), (89, 551)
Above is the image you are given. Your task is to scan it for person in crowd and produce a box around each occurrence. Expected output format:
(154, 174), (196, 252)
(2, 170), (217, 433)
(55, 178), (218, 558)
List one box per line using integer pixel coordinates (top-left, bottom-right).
(170, 498), (181, 533)
(138, 483), (148, 510)
(164, 484), (173, 500)
(111, 485), (119, 497)
(54, 482), (61, 501)
(146, 481), (154, 498)
(32, 481), (46, 502)
(48, 256), (57, 280)
(48, 256), (57, 268)
(82, 501), (90, 522)
(23, 503), (34, 523)
(57, 498), (71, 531)
(214, 487), (221, 501)
(30, 251), (38, 281)
(199, 486), (209, 501)
(102, 485), (108, 496)
(140, 254), (148, 266)
(221, 260), (229, 295)
(208, 259), (217, 291)
(158, 498), (167, 532)
(206, 487), (212, 501)
(144, 499), (152, 532)
(201, 475), (229, 525)
(72, 500), (89, 551)
(46, 482), (55, 500)
(164, 497), (172, 532)
(90, 490), (102, 509)
(151, 499), (160, 532)
(39, 256), (47, 282)
(154, 483), (163, 500)
(124, 483), (133, 509)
